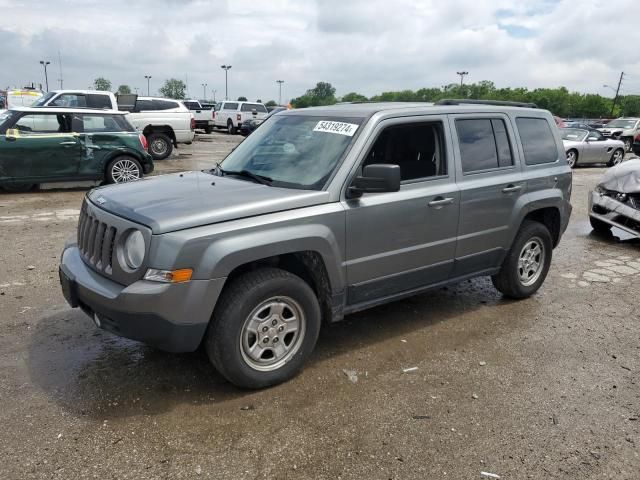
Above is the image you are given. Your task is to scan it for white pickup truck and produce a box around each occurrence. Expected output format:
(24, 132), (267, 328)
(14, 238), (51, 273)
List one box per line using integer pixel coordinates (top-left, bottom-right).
(183, 100), (215, 134)
(213, 100), (268, 134)
(32, 90), (195, 160)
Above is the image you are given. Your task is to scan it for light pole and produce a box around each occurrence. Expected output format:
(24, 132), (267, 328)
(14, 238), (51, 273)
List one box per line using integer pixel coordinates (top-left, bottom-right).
(276, 80), (284, 105)
(39, 61), (50, 92)
(144, 75), (152, 96)
(134, 87), (139, 94)
(212, 89), (217, 102)
(220, 65), (232, 99)
(456, 71), (468, 89)
(201, 83), (207, 101)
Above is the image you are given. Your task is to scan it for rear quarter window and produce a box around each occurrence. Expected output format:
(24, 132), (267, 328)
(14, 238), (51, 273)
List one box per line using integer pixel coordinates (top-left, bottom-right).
(153, 100), (179, 110)
(87, 95), (112, 109)
(241, 103), (267, 113)
(516, 117), (559, 165)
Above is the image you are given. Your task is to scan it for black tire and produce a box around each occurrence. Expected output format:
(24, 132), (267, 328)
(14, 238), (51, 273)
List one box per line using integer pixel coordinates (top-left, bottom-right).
(146, 132), (173, 160)
(227, 120), (237, 135)
(623, 137), (632, 153)
(204, 126), (213, 134)
(590, 215), (612, 233)
(566, 149), (578, 168)
(106, 156), (143, 184)
(1, 183), (36, 193)
(491, 220), (553, 299)
(608, 148), (624, 167)
(205, 268), (321, 389)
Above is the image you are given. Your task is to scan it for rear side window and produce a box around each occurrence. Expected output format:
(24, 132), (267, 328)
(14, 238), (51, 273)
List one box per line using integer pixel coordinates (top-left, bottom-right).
(135, 99), (154, 111)
(516, 117), (558, 165)
(223, 102), (238, 110)
(153, 100), (179, 110)
(241, 103), (267, 113)
(456, 118), (514, 173)
(87, 95), (112, 109)
(50, 94), (87, 108)
(80, 114), (134, 133)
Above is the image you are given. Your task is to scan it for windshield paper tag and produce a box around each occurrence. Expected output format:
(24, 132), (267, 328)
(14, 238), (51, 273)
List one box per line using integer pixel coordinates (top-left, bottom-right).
(313, 121), (359, 136)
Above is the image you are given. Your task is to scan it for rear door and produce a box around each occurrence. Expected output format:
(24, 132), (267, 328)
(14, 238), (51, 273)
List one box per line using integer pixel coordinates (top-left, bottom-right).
(0, 112), (81, 181)
(344, 115), (460, 305)
(450, 113), (524, 277)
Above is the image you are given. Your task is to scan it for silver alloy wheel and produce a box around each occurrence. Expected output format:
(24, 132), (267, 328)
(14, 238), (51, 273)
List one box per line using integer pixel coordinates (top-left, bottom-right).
(566, 150), (577, 168)
(612, 149), (624, 165)
(240, 296), (306, 372)
(151, 138), (168, 156)
(624, 138), (631, 152)
(517, 236), (545, 287)
(111, 159), (141, 183)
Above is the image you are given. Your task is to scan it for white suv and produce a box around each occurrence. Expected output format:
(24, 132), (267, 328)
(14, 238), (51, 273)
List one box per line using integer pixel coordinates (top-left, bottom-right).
(214, 101), (268, 134)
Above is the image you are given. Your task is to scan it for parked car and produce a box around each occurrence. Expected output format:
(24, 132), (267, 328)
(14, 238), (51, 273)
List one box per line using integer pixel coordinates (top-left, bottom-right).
(598, 118), (640, 152)
(0, 89), (43, 113)
(33, 90), (195, 160)
(213, 101), (268, 134)
(563, 121), (595, 130)
(589, 158), (640, 237)
(59, 100), (572, 389)
(0, 107), (153, 192)
(183, 100), (215, 133)
(240, 106), (286, 135)
(561, 128), (625, 168)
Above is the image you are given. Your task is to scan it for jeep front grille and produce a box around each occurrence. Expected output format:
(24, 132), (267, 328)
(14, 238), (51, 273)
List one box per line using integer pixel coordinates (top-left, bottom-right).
(77, 201), (117, 274)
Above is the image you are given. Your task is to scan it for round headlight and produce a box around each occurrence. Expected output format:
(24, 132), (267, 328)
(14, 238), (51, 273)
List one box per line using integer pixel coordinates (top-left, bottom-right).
(123, 230), (145, 270)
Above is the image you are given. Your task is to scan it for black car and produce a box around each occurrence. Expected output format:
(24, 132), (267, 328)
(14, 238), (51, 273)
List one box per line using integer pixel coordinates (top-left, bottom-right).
(240, 107), (287, 135)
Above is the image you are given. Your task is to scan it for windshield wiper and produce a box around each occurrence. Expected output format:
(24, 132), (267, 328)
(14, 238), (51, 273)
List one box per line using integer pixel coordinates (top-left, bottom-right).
(211, 163), (272, 186)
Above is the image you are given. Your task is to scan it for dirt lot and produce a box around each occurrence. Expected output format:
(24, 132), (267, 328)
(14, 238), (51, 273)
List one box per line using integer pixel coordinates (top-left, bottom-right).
(0, 132), (638, 479)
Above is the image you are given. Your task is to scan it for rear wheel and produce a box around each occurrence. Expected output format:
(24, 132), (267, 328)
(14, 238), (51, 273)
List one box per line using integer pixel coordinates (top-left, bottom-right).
(205, 268), (321, 389)
(227, 120), (237, 135)
(492, 220), (553, 299)
(106, 156), (142, 184)
(147, 132), (173, 160)
(204, 126), (213, 134)
(566, 149), (578, 168)
(590, 215), (612, 233)
(609, 148), (624, 166)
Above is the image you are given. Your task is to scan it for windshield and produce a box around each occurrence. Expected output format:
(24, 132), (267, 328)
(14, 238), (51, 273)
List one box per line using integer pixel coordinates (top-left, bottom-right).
(561, 128), (588, 141)
(32, 91), (56, 107)
(0, 110), (16, 130)
(605, 119), (638, 129)
(219, 115), (364, 190)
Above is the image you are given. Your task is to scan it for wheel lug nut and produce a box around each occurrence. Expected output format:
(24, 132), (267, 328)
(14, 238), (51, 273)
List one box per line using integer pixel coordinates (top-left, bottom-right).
(278, 326), (284, 332)
(262, 326), (268, 332)
(263, 337), (269, 343)
(272, 319), (278, 326)
(273, 337), (279, 343)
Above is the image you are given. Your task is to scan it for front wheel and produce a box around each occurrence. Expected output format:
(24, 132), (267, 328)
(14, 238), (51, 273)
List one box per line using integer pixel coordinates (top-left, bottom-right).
(608, 148), (624, 167)
(206, 268), (321, 389)
(106, 156), (142, 184)
(491, 221), (553, 299)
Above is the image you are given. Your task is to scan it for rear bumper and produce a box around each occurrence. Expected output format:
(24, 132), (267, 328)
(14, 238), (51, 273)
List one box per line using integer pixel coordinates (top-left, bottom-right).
(59, 244), (226, 352)
(589, 191), (640, 237)
(194, 120), (214, 127)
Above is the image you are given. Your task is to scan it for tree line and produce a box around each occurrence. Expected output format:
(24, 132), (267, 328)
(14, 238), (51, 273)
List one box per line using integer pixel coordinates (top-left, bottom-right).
(291, 80), (640, 118)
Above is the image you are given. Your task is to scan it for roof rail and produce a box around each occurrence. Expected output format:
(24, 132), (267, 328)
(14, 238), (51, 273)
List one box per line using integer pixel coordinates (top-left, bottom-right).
(435, 99), (538, 108)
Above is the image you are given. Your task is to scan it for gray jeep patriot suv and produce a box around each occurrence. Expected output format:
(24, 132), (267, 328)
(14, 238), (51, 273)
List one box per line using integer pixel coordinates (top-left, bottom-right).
(59, 100), (572, 388)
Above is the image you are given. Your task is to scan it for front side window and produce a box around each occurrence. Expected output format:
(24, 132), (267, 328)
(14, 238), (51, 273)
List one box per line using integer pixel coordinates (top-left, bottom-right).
(49, 94), (87, 108)
(363, 122), (447, 181)
(219, 115), (364, 190)
(13, 113), (72, 134)
(516, 117), (558, 165)
(457, 118), (514, 173)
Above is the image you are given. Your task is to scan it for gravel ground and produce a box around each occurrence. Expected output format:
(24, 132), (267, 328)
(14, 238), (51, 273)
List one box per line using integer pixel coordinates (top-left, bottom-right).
(0, 132), (638, 479)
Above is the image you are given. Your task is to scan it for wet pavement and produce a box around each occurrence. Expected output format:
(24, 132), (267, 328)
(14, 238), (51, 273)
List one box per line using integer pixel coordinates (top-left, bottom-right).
(1, 132), (639, 479)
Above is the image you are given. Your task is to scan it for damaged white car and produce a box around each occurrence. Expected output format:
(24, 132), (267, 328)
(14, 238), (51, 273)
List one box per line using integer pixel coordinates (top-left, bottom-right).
(589, 159), (640, 237)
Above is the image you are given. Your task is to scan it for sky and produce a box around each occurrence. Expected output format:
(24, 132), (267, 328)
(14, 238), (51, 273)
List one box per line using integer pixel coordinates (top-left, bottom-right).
(1, 0), (639, 103)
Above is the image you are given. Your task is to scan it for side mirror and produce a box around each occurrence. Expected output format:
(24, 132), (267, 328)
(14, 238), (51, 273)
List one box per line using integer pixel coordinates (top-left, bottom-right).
(5, 129), (19, 141)
(348, 164), (401, 198)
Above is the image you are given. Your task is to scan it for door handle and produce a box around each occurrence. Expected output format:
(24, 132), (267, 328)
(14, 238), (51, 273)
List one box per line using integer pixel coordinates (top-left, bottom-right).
(502, 184), (522, 193)
(59, 141), (77, 146)
(428, 197), (454, 207)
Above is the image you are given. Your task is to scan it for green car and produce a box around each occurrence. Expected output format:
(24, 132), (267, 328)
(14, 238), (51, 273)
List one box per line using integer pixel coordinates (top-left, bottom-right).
(0, 107), (153, 192)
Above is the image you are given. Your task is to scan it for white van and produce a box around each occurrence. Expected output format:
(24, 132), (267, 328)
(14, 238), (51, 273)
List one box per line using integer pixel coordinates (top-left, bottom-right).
(0, 89), (43, 113)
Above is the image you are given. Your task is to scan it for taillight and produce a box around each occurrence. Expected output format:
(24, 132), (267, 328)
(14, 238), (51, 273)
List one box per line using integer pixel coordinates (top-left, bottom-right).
(190, 117), (196, 130)
(139, 133), (148, 151)
(635, 133), (640, 142)
(236, 113), (241, 122)
(212, 110), (215, 119)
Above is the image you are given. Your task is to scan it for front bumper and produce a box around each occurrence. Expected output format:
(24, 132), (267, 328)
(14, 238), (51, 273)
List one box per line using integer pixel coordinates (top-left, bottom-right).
(59, 244), (226, 352)
(589, 191), (640, 238)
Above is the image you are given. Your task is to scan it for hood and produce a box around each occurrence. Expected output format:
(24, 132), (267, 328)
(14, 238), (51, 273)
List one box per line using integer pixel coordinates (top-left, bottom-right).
(598, 159), (640, 194)
(88, 171), (331, 233)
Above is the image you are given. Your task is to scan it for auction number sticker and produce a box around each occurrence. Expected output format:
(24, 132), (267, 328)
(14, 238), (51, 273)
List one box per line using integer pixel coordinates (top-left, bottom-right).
(313, 121), (359, 136)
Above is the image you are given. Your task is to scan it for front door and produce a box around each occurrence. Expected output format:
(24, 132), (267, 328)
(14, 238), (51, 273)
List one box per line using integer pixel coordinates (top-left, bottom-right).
(344, 116), (459, 306)
(0, 112), (81, 181)
(449, 114), (525, 277)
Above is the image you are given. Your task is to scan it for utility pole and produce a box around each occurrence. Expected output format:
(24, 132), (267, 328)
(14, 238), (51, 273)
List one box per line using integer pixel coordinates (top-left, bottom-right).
(57, 50), (63, 89)
(144, 75), (152, 96)
(221, 65), (232, 99)
(39, 60), (50, 92)
(276, 80), (284, 105)
(456, 71), (468, 89)
(202, 83), (207, 101)
(610, 71), (624, 117)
